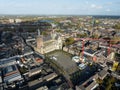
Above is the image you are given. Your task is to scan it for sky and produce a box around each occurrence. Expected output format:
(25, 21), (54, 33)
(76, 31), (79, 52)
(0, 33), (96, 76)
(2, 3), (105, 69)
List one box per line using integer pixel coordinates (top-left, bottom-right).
(0, 0), (120, 15)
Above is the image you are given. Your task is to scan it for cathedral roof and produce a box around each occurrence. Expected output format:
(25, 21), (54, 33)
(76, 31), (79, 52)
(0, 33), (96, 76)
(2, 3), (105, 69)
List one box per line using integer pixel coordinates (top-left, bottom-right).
(43, 35), (52, 42)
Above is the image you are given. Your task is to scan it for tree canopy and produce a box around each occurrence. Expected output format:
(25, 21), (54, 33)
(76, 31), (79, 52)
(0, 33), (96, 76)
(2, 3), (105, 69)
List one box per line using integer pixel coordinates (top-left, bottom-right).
(77, 33), (87, 38)
(64, 37), (75, 46)
(113, 23), (120, 29)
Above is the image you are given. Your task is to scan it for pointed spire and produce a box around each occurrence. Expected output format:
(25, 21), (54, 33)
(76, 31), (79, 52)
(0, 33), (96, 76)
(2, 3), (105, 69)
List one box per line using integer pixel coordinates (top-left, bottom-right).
(37, 28), (40, 36)
(92, 18), (96, 27)
(51, 30), (56, 40)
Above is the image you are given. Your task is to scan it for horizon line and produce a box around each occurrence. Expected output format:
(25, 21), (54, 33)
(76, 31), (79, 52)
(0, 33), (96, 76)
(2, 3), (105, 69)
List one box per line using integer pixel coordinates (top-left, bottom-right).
(0, 14), (120, 16)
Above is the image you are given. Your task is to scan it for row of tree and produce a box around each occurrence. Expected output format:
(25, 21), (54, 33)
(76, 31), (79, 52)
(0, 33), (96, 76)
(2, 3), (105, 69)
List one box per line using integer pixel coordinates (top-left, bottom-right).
(113, 23), (120, 29)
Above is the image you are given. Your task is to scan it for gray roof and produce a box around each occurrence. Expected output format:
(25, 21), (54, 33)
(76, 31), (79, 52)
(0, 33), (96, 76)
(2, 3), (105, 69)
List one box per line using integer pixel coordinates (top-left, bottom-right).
(23, 46), (33, 53)
(38, 20), (53, 23)
(29, 67), (42, 74)
(0, 76), (2, 83)
(43, 35), (52, 42)
(4, 72), (22, 83)
(43, 34), (59, 42)
(3, 65), (17, 75)
(98, 70), (108, 78)
(85, 81), (98, 90)
(0, 70), (2, 83)
(43, 72), (57, 80)
(36, 86), (48, 90)
(76, 85), (85, 90)
(85, 49), (96, 54)
(0, 71), (1, 76)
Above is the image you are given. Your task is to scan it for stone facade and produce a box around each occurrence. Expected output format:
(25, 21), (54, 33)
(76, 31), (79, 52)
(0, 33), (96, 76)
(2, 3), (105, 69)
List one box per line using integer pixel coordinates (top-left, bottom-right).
(36, 31), (62, 54)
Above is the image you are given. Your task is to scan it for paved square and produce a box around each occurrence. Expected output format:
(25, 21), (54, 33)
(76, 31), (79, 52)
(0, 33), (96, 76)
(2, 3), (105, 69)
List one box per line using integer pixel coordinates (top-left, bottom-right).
(47, 50), (78, 74)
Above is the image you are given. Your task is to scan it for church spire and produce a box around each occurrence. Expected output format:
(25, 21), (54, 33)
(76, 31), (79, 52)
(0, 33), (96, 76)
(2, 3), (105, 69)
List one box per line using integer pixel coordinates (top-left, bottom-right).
(37, 28), (40, 36)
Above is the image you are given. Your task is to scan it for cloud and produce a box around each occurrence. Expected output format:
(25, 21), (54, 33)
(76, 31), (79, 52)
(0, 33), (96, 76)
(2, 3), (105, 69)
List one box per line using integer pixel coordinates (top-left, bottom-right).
(91, 4), (96, 8)
(105, 1), (120, 6)
(91, 4), (103, 9)
(106, 2), (113, 5)
(106, 9), (111, 12)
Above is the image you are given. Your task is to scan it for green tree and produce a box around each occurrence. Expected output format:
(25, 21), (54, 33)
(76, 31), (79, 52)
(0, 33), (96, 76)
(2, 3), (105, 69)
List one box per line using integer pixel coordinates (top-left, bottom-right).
(110, 36), (120, 44)
(91, 34), (100, 39)
(41, 31), (48, 36)
(113, 23), (120, 29)
(56, 29), (64, 33)
(65, 37), (75, 46)
(77, 33), (87, 38)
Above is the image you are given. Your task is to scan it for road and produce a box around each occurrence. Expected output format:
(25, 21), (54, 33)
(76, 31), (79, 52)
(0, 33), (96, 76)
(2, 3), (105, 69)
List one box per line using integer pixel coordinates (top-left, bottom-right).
(111, 72), (120, 80)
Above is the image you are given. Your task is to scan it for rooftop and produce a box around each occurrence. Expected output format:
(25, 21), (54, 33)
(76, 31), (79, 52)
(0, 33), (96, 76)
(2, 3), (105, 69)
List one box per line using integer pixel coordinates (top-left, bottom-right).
(38, 20), (54, 23)
(98, 70), (108, 79)
(4, 72), (22, 83)
(4, 65), (17, 75)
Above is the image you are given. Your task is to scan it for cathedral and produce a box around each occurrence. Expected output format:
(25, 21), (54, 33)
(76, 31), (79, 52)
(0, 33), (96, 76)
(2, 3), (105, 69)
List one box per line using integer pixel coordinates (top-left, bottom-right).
(36, 29), (62, 54)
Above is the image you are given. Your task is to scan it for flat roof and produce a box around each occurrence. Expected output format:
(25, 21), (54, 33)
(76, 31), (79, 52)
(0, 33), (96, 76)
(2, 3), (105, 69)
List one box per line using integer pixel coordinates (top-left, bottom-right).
(79, 63), (85, 68)
(36, 86), (48, 90)
(3, 65), (18, 76)
(4, 72), (22, 83)
(98, 70), (108, 77)
(0, 76), (2, 83)
(85, 49), (96, 54)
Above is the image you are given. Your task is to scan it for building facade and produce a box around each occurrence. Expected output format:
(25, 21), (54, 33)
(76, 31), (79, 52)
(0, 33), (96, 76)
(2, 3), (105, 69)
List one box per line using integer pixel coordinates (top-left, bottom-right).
(36, 29), (62, 54)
